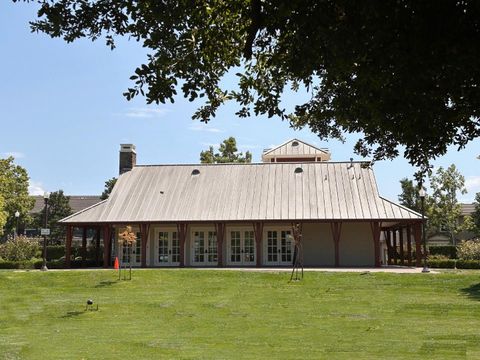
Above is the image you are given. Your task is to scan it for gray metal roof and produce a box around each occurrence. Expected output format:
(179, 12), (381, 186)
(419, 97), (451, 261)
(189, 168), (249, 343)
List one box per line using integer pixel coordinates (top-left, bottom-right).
(31, 195), (101, 214)
(461, 203), (475, 216)
(60, 162), (421, 224)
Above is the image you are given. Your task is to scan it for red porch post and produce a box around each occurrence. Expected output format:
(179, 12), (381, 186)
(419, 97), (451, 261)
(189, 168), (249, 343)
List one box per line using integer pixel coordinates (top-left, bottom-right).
(65, 225), (73, 268)
(392, 229), (398, 265)
(215, 223), (226, 267)
(140, 223), (150, 268)
(386, 230), (392, 265)
(413, 222), (422, 266)
(253, 222), (263, 267)
(370, 222), (381, 267)
(177, 223), (187, 267)
(406, 226), (412, 266)
(103, 225), (111, 268)
(330, 222), (342, 267)
(399, 227), (405, 265)
(81, 227), (88, 267)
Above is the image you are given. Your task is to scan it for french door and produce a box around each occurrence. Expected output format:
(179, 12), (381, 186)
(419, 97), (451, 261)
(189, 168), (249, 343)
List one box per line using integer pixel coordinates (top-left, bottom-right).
(264, 229), (294, 266)
(120, 231), (142, 267)
(154, 229), (180, 266)
(191, 230), (217, 266)
(227, 230), (256, 266)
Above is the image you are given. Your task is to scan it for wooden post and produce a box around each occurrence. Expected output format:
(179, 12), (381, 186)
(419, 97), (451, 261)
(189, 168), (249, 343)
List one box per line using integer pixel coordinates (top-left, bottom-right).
(330, 222), (342, 267)
(177, 223), (187, 267)
(413, 222), (422, 266)
(370, 222), (381, 267)
(82, 227), (87, 267)
(103, 225), (111, 269)
(65, 225), (73, 268)
(399, 227), (405, 265)
(406, 226), (412, 266)
(215, 223), (225, 267)
(392, 229), (397, 265)
(253, 222), (263, 267)
(140, 224), (150, 268)
(384, 230), (390, 265)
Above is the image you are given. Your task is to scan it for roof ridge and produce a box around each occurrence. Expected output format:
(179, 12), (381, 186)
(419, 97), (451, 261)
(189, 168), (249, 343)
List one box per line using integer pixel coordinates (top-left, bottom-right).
(135, 161), (371, 167)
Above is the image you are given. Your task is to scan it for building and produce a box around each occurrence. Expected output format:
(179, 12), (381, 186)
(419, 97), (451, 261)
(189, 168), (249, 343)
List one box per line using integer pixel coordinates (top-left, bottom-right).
(60, 139), (424, 268)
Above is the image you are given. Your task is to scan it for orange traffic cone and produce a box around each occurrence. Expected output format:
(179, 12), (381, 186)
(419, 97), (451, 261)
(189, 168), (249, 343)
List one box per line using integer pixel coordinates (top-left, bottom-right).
(114, 257), (119, 270)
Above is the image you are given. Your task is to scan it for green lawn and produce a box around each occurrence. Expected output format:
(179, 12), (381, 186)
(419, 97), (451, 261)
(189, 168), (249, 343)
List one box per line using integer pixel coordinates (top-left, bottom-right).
(1, 269), (480, 360)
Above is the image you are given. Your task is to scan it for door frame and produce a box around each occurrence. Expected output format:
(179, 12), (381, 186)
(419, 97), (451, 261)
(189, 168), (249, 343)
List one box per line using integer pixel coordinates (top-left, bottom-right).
(190, 228), (217, 266)
(263, 226), (294, 266)
(153, 226), (180, 267)
(226, 226), (256, 266)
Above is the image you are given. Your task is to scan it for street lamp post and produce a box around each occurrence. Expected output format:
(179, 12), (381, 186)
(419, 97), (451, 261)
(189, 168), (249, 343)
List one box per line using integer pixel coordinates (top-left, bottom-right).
(418, 187), (430, 273)
(41, 191), (50, 271)
(14, 211), (20, 240)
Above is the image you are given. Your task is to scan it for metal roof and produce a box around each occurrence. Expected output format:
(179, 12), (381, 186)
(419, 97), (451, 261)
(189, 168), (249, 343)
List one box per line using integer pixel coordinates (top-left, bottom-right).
(61, 162), (421, 224)
(461, 203), (475, 216)
(262, 139), (330, 161)
(31, 195), (101, 214)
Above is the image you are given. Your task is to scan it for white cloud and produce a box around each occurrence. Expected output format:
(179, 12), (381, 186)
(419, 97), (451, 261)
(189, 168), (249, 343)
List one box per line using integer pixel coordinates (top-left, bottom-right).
(123, 107), (170, 118)
(2, 151), (25, 159)
(188, 124), (224, 133)
(28, 181), (45, 196)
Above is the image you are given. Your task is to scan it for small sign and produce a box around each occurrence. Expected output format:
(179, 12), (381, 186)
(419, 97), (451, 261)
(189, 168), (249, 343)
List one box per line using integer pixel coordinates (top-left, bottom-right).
(40, 228), (50, 236)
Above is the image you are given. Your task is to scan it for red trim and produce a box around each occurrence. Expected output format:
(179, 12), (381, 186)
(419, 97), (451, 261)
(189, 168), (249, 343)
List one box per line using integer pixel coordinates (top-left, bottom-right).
(406, 226), (412, 266)
(177, 223), (188, 267)
(253, 222), (264, 267)
(330, 222), (342, 267)
(370, 222), (381, 267)
(103, 225), (111, 268)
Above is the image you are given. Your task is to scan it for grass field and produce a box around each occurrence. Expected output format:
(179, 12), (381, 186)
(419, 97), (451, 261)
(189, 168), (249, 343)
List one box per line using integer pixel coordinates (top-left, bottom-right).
(1, 269), (480, 359)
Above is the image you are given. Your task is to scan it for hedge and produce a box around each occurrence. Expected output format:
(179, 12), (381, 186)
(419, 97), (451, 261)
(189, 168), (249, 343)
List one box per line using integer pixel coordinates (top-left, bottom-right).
(0, 259), (104, 269)
(428, 245), (457, 259)
(428, 259), (480, 269)
(0, 259), (41, 269)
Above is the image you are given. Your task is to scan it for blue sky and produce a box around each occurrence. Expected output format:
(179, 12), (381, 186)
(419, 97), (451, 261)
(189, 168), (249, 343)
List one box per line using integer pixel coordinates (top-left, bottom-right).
(1, 2), (479, 203)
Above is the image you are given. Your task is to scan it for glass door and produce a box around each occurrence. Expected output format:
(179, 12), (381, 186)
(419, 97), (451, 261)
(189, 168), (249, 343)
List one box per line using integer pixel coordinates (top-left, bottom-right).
(264, 229), (293, 265)
(155, 230), (179, 266)
(228, 230), (256, 266)
(120, 231), (142, 267)
(192, 230), (217, 266)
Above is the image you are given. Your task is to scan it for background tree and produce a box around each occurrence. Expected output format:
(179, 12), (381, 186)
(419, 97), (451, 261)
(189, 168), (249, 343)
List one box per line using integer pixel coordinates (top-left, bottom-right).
(397, 178), (422, 213)
(472, 192), (480, 237)
(32, 190), (72, 244)
(200, 137), (252, 164)
(100, 177), (117, 200)
(427, 165), (467, 243)
(0, 195), (7, 236)
(15, 1), (480, 178)
(0, 157), (35, 236)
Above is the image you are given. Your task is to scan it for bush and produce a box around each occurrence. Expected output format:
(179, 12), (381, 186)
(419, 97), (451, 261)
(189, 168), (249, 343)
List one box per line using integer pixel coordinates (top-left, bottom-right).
(0, 258), (41, 269)
(457, 240), (480, 260)
(0, 236), (40, 261)
(427, 259), (457, 269)
(428, 245), (457, 259)
(456, 260), (480, 269)
(46, 245), (66, 260)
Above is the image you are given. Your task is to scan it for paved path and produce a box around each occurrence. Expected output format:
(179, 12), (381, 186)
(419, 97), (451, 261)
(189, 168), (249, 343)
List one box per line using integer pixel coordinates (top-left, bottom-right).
(11, 266), (438, 274)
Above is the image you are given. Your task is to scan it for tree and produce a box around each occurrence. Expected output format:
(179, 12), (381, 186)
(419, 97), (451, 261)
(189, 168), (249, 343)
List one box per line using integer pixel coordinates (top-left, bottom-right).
(15, 1), (480, 177)
(397, 178), (422, 213)
(472, 192), (480, 236)
(0, 195), (7, 236)
(0, 157), (35, 235)
(32, 190), (73, 244)
(427, 165), (467, 243)
(100, 177), (117, 200)
(200, 137), (252, 163)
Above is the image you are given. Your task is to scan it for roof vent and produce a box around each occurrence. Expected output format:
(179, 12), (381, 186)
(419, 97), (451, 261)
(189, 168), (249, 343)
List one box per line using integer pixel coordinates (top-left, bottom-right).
(191, 169), (200, 176)
(294, 167), (303, 174)
(292, 141), (299, 147)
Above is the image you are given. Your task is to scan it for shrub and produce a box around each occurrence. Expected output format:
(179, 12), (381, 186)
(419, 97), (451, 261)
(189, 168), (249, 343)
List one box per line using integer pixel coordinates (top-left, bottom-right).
(46, 245), (66, 260)
(428, 245), (457, 259)
(457, 240), (480, 260)
(0, 258), (40, 269)
(0, 236), (40, 261)
(428, 254), (450, 261)
(456, 260), (480, 269)
(427, 259), (456, 269)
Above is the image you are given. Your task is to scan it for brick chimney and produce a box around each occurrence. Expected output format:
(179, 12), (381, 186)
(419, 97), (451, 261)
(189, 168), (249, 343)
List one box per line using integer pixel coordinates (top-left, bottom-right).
(119, 144), (136, 175)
